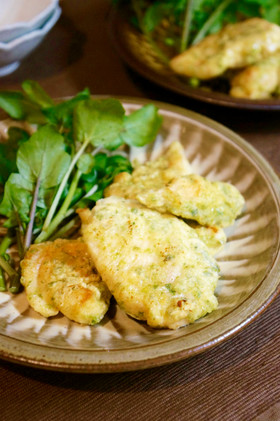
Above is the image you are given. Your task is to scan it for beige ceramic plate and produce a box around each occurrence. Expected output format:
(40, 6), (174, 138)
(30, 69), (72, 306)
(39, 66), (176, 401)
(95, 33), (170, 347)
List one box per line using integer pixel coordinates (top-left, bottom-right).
(0, 98), (280, 373)
(109, 6), (280, 111)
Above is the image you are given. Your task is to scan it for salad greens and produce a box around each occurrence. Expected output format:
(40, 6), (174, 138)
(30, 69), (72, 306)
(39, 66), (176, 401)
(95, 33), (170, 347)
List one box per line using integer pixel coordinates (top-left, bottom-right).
(0, 80), (162, 292)
(0, 127), (29, 185)
(116, 0), (280, 54)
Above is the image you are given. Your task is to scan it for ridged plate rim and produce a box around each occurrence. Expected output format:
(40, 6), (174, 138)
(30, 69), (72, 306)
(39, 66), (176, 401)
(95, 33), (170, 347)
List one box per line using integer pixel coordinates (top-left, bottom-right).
(0, 97), (279, 373)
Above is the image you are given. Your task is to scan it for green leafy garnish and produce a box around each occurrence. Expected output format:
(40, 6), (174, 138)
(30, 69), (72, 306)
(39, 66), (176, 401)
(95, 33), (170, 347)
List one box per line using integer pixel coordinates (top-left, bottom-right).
(73, 98), (125, 148)
(0, 80), (162, 290)
(21, 80), (55, 109)
(17, 125), (71, 189)
(0, 174), (33, 229)
(0, 127), (29, 186)
(0, 91), (47, 124)
(43, 88), (90, 130)
(120, 104), (163, 147)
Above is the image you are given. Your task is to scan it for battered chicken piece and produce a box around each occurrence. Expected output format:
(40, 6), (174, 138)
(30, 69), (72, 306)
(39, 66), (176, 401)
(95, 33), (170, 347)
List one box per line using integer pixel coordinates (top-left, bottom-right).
(230, 52), (280, 99)
(186, 221), (226, 256)
(170, 18), (280, 80)
(78, 197), (219, 329)
(20, 239), (111, 325)
(105, 141), (191, 199)
(136, 174), (245, 228)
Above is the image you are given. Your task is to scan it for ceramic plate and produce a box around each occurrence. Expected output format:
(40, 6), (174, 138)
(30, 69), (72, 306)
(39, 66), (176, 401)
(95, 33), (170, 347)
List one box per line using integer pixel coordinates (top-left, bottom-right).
(0, 98), (280, 373)
(109, 7), (280, 111)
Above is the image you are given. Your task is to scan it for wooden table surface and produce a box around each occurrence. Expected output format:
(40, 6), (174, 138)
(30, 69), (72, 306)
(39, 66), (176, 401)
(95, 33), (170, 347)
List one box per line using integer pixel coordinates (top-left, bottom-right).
(0, 1), (279, 420)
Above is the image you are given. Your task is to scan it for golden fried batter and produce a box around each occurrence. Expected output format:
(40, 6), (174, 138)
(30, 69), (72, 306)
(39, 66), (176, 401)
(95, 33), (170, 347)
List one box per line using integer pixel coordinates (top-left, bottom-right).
(78, 197), (219, 329)
(104, 141), (191, 199)
(20, 239), (111, 324)
(170, 18), (280, 80)
(230, 52), (280, 98)
(106, 141), (244, 228)
(187, 221), (226, 256)
(136, 174), (244, 228)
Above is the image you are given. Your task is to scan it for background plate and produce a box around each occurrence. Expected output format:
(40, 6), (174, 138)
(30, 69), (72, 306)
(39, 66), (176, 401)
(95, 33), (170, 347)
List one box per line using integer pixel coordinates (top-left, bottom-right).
(0, 98), (280, 373)
(109, 6), (280, 111)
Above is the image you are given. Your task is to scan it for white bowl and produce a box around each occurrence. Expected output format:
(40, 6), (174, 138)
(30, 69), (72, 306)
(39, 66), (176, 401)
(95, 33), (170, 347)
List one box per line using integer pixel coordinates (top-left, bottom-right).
(0, 0), (59, 43)
(0, 6), (61, 76)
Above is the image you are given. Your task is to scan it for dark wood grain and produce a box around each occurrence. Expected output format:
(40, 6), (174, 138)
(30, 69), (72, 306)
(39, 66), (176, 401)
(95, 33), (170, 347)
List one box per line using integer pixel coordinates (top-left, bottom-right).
(0, 1), (279, 420)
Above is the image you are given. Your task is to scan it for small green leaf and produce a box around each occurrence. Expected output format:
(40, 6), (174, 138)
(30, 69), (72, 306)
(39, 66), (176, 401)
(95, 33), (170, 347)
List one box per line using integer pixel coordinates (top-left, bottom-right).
(77, 153), (95, 174)
(0, 174), (33, 227)
(0, 128), (29, 186)
(73, 98), (125, 148)
(0, 91), (26, 119)
(0, 91), (47, 124)
(93, 153), (108, 170)
(22, 80), (54, 109)
(261, 4), (280, 23)
(43, 88), (90, 128)
(16, 125), (71, 189)
(107, 154), (132, 170)
(120, 104), (162, 147)
(81, 169), (98, 184)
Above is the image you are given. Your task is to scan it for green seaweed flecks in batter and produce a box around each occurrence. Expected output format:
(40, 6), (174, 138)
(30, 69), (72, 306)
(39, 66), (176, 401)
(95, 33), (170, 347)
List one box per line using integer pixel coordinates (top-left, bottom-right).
(78, 197), (219, 330)
(20, 239), (111, 325)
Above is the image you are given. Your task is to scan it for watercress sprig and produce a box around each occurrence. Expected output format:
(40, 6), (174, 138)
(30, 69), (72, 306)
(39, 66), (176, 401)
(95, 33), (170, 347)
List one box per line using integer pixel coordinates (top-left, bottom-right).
(0, 81), (162, 291)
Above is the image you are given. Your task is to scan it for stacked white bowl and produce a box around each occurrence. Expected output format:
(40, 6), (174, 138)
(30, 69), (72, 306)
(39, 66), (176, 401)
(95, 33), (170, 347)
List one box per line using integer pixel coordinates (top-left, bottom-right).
(0, 0), (61, 76)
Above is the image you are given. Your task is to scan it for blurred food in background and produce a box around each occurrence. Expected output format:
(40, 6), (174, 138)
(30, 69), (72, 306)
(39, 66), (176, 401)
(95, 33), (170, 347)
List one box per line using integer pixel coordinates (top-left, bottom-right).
(115, 0), (280, 99)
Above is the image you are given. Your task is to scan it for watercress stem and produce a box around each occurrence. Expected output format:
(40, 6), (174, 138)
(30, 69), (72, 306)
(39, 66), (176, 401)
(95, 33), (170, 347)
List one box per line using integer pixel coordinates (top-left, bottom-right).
(84, 184), (98, 198)
(0, 235), (13, 255)
(49, 216), (80, 241)
(180, 0), (194, 52)
(0, 255), (18, 278)
(55, 183), (98, 222)
(192, 0), (233, 45)
(9, 271), (21, 294)
(24, 176), (41, 252)
(42, 139), (90, 231)
(16, 228), (24, 259)
(0, 267), (6, 291)
(35, 170), (82, 243)
(0, 235), (15, 291)
(14, 209), (25, 242)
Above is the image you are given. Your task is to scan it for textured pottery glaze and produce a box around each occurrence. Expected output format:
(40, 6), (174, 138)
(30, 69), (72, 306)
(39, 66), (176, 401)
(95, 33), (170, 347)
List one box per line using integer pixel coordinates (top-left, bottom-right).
(0, 99), (279, 372)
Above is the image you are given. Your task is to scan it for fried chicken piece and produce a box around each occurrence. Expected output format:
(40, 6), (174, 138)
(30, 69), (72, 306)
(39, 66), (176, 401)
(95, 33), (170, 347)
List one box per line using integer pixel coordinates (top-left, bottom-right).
(106, 140), (244, 228)
(230, 52), (280, 98)
(186, 221), (226, 256)
(104, 141), (191, 199)
(78, 197), (219, 329)
(20, 239), (111, 325)
(136, 174), (244, 228)
(170, 18), (280, 80)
